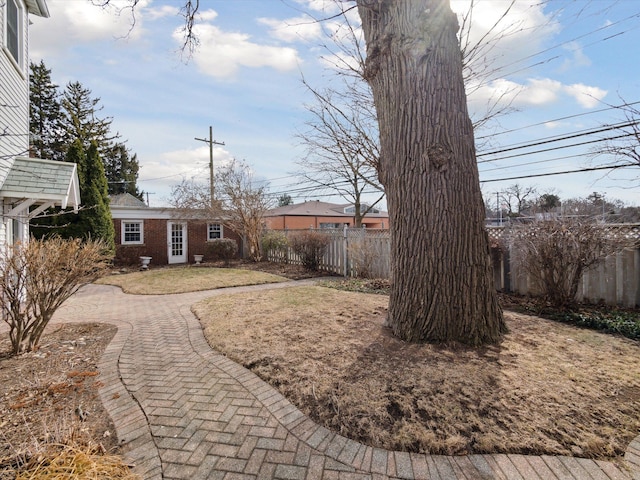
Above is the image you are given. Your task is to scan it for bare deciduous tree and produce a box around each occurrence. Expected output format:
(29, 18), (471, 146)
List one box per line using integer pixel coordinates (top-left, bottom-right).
(358, 0), (506, 345)
(0, 237), (112, 355)
(169, 177), (219, 220)
(297, 77), (383, 227)
(170, 160), (273, 262)
(589, 99), (640, 185)
(217, 160), (274, 262)
(501, 183), (538, 217)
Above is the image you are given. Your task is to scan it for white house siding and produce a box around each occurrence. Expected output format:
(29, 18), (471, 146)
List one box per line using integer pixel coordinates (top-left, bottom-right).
(0, 219), (5, 249)
(0, 0), (30, 187)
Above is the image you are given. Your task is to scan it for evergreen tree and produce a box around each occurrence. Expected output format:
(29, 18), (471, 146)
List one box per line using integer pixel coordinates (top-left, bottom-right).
(60, 81), (118, 153)
(29, 61), (65, 161)
(103, 142), (143, 199)
(58, 140), (115, 252)
(82, 141), (115, 250)
(277, 194), (293, 207)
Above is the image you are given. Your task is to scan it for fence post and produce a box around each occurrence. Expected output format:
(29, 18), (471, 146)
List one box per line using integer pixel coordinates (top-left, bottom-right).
(343, 225), (348, 277)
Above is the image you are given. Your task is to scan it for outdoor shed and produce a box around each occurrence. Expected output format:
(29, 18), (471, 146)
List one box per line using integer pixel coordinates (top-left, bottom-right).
(110, 193), (241, 266)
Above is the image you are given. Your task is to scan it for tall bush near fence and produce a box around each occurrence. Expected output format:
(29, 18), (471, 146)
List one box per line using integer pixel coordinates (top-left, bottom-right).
(347, 229), (387, 278)
(0, 237), (112, 355)
(508, 219), (635, 307)
(262, 230), (289, 263)
(288, 230), (331, 271)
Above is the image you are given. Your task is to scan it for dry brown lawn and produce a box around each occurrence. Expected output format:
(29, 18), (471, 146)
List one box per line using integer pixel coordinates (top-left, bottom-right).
(97, 267), (287, 294)
(0, 324), (138, 478)
(195, 285), (640, 460)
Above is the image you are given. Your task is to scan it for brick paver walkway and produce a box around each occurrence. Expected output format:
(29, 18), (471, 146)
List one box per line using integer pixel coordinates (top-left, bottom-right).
(50, 281), (640, 480)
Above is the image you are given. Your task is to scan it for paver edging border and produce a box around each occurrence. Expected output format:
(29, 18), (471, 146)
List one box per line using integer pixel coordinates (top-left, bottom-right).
(97, 320), (162, 479)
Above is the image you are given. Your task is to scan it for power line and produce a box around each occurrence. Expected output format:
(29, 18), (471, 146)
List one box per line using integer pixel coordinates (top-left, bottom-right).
(480, 163), (637, 183)
(475, 100), (640, 140)
(478, 132), (636, 164)
(478, 152), (585, 173)
(478, 120), (640, 157)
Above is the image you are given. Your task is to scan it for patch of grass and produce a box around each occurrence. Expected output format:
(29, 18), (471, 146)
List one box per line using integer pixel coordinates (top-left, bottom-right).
(195, 286), (640, 459)
(97, 266), (287, 294)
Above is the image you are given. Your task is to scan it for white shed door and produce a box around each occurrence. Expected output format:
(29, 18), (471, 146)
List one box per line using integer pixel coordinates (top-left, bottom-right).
(167, 222), (187, 264)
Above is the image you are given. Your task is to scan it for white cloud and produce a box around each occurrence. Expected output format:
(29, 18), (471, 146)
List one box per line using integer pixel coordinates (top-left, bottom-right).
(184, 24), (301, 79)
(451, 0), (561, 79)
(468, 76), (607, 126)
(524, 78), (563, 105)
(560, 41), (592, 71)
(139, 145), (233, 195)
(30, 0), (151, 58)
(563, 84), (607, 108)
(468, 77), (562, 110)
(258, 16), (322, 43)
(62, 0), (147, 41)
(146, 5), (180, 20)
(198, 9), (219, 22)
(294, 0), (343, 15)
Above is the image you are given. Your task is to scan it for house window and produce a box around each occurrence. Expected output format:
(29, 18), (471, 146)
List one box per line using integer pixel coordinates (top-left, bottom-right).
(5, 0), (21, 66)
(207, 223), (222, 240)
(122, 220), (143, 244)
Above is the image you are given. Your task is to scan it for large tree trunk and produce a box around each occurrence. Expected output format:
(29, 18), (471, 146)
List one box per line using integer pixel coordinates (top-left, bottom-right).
(357, 0), (506, 345)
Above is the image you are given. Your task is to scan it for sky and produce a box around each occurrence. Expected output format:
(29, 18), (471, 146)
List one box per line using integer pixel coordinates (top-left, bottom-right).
(29, 0), (640, 210)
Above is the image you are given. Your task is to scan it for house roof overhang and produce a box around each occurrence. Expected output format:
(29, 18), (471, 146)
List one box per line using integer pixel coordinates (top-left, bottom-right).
(25, 0), (50, 18)
(0, 157), (80, 219)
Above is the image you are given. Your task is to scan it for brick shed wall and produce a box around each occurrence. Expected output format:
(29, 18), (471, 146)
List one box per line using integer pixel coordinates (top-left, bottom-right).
(113, 218), (242, 267)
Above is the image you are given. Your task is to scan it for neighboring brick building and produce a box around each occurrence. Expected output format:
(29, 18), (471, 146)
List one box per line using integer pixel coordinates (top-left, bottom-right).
(110, 193), (241, 266)
(264, 200), (389, 230)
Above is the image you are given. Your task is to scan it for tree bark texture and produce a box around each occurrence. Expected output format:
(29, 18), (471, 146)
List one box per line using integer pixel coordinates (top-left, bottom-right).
(357, 0), (506, 344)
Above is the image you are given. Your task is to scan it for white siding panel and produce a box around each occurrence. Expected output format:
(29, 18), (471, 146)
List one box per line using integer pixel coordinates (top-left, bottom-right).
(0, 0), (30, 187)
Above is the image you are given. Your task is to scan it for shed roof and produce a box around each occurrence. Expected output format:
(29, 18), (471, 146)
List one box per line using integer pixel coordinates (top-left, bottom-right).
(110, 192), (149, 208)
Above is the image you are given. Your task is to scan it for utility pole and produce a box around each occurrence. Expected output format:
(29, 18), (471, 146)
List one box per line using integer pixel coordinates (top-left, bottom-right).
(195, 126), (225, 208)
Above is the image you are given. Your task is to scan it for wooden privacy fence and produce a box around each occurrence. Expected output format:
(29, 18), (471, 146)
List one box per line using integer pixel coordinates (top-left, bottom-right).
(264, 227), (391, 278)
(264, 225), (640, 307)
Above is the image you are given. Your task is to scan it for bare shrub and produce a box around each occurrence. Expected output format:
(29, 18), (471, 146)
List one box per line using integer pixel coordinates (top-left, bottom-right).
(205, 239), (238, 265)
(508, 219), (633, 307)
(261, 230), (289, 263)
(348, 237), (378, 278)
(0, 237), (112, 355)
(288, 230), (331, 271)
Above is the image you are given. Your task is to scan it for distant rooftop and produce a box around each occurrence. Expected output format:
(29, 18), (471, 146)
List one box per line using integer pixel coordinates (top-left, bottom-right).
(110, 193), (148, 208)
(266, 200), (387, 218)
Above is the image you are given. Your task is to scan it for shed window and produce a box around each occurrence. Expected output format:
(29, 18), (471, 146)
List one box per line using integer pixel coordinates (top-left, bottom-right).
(208, 223), (222, 240)
(122, 220), (143, 244)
